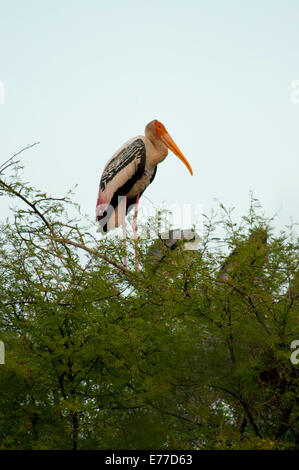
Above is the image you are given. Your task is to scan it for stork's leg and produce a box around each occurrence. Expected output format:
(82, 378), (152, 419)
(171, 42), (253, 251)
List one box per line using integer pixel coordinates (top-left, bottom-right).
(122, 196), (128, 268)
(133, 194), (140, 270)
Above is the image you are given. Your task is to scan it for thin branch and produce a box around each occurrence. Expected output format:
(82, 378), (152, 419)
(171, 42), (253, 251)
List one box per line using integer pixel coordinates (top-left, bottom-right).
(0, 142), (40, 173)
(51, 236), (131, 274)
(0, 179), (54, 233)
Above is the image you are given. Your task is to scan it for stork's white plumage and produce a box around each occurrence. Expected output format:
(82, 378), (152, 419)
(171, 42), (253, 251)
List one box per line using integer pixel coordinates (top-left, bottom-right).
(96, 120), (193, 268)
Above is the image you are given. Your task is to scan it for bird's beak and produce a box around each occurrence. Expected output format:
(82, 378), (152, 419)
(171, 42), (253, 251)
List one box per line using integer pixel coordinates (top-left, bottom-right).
(159, 132), (193, 175)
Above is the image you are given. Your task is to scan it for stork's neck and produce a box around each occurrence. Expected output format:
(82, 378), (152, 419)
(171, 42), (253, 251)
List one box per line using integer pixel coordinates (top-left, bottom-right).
(145, 134), (168, 166)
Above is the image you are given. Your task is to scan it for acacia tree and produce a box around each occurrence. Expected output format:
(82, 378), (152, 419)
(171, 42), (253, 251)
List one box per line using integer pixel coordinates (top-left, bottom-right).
(0, 151), (298, 449)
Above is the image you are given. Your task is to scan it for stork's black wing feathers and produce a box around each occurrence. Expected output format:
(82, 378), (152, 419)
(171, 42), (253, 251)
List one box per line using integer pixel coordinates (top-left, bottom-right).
(97, 138), (146, 231)
(100, 139), (146, 194)
(127, 165), (157, 211)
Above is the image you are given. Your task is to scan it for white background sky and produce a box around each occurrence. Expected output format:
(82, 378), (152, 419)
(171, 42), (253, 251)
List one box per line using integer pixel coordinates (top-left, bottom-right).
(0, 0), (298, 235)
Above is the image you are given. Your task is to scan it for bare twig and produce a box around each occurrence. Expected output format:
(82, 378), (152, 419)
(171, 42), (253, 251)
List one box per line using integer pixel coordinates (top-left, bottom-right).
(51, 236), (131, 274)
(0, 142), (40, 174)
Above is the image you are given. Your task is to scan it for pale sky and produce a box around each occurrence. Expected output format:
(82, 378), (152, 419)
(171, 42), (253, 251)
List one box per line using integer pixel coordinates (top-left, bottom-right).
(0, 0), (298, 235)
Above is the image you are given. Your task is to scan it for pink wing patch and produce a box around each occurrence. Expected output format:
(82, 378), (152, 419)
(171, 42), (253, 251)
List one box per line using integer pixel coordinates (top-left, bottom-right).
(96, 188), (109, 221)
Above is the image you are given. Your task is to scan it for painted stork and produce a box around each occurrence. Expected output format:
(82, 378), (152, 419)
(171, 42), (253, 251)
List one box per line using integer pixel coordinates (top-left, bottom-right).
(96, 120), (193, 269)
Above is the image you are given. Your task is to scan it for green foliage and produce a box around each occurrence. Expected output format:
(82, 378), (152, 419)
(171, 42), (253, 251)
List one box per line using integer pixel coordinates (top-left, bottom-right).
(0, 157), (298, 449)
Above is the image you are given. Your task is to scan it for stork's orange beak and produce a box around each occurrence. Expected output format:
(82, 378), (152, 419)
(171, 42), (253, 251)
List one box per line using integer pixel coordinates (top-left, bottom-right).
(159, 132), (193, 176)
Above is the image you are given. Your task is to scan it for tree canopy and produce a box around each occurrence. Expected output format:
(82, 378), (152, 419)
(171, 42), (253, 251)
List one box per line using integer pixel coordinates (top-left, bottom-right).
(0, 152), (298, 450)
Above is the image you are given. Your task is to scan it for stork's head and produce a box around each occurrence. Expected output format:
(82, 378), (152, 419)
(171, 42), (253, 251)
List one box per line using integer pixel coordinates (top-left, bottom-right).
(145, 120), (193, 175)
